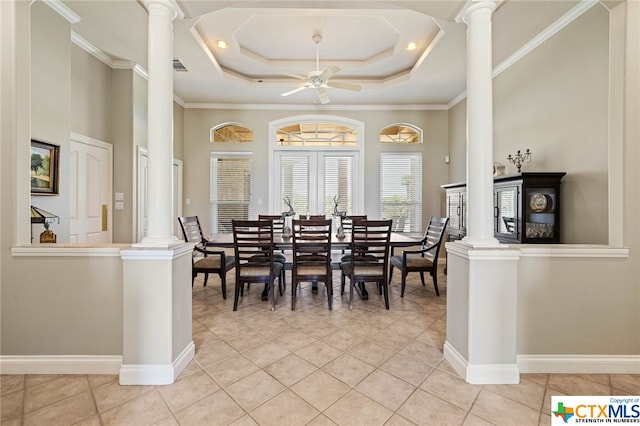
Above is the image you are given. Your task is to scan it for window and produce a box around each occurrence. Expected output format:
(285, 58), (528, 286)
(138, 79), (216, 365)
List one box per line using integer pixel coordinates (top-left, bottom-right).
(270, 115), (364, 218)
(210, 153), (252, 233)
(210, 123), (253, 143)
(275, 152), (357, 217)
(276, 122), (357, 147)
(380, 153), (422, 232)
(380, 123), (422, 144)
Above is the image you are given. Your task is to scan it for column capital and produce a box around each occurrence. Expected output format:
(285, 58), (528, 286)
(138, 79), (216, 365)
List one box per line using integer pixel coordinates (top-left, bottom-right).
(143, 0), (184, 20)
(455, 1), (499, 25)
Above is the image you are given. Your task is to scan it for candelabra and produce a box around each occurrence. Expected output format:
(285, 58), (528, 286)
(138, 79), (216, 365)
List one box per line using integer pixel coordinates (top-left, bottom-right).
(507, 149), (531, 172)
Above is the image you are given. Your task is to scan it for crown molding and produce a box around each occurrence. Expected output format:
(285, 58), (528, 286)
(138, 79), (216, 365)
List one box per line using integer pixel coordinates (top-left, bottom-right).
(42, 0), (80, 24)
(492, 0), (599, 79)
(183, 103), (449, 111)
(449, 0), (599, 108)
(71, 32), (114, 67)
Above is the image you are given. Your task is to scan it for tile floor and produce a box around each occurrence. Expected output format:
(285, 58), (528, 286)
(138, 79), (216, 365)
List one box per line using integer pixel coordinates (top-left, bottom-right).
(2, 266), (639, 425)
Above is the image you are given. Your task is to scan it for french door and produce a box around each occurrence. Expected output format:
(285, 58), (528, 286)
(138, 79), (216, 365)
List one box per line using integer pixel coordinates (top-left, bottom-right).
(272, 151), (360, 218)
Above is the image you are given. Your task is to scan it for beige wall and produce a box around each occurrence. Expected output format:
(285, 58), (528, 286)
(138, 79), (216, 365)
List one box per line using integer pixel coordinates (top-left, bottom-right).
(70, 45), (112, 143)
(2, 252), (123, 355)
(183, 108), (449, 236)
(30, 2), (70, 242)
(447, 5), (610, 244)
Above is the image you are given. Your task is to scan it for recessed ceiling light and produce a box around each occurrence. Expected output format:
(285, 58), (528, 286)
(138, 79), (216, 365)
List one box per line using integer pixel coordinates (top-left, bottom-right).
(406, 42), (417, 51)
(216, 40), (228, 49)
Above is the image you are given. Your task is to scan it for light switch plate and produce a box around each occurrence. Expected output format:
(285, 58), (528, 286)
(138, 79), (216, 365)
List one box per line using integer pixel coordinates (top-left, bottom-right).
(115, 192), (124, 201)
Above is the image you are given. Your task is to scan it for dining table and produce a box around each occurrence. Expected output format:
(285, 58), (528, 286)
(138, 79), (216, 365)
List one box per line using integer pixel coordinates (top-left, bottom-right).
(206, 231), (423, 250)
(207, 231), (424, 301)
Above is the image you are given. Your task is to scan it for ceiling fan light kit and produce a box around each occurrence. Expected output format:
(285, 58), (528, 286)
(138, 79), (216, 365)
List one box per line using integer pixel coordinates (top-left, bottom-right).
(280, 33), (362, 104)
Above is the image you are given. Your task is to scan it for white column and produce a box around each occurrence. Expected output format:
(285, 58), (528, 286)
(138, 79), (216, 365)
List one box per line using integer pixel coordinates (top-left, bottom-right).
(445, 0), (519, 385)
(138, 0), (181, 247)
(459, 1), (500, 247)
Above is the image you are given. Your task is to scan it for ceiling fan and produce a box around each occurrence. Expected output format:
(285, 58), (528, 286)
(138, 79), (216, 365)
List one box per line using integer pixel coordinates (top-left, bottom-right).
(281, 34), (362, 104)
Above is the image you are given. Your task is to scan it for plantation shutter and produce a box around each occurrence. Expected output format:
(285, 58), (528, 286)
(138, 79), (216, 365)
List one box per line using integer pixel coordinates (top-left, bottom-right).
(210, 154), (252, 233)
(279, 156), (309, 215)
(323, 156), (353, 217)
(380, 153), (422, 232)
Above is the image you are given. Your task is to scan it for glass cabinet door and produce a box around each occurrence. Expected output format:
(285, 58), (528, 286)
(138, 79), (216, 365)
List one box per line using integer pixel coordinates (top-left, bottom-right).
(495, 185), (518, 239)
(525, 188), (556, 240)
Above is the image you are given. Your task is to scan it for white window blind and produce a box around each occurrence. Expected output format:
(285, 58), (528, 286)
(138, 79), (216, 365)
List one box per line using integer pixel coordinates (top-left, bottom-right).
(279, 156), (309, 215)
(380, 153), (422, 232)
(323, 156), (353, 217)
(210, 154), (252, 233)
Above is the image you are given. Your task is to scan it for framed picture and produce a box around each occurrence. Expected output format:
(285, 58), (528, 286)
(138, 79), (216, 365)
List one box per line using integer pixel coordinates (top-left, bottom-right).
(30, 140), (60, 195)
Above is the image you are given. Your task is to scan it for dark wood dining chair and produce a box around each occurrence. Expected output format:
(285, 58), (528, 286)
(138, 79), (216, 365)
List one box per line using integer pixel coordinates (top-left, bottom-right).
(177, 216), (236, 298)
(291, 218), (333, 310)
(258, 214), (288, 295)
(340, 219), (393, 310)
(388, 216), (449, 297)
(232, 219), (284, 311)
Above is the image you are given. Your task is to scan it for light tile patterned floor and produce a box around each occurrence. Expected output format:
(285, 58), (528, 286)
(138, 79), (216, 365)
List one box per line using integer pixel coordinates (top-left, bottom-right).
(2, 267), (639, 425)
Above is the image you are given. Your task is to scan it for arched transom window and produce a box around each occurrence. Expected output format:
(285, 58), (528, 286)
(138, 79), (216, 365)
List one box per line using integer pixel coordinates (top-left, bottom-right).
(210, 123), (254, 143)
(379, 123), (422, 144)
(276, 122), (357, 147)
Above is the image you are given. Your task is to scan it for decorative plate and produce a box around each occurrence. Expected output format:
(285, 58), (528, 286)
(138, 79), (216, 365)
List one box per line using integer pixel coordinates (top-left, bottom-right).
(530, 193), (550, 212)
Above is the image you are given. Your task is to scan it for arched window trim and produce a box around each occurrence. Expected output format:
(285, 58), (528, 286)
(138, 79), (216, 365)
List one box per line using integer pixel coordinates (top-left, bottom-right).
(210, 122), (254, 143)
(379, 122), (423, 144)
(269, 115), (364, 150)
(268, 115), (365, 215)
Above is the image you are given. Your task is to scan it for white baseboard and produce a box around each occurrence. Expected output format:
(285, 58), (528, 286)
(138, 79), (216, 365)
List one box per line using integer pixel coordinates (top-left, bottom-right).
(0, 355), (122, 374)
(119, 341), (195, 385)
(518, 354), (640, 374)
(444, 341), (520, 384)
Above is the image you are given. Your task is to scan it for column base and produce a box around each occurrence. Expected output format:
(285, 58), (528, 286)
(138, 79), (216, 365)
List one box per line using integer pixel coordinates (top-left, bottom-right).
(120, 341), (194, 385)
(134, 235), (184, 248)
(445, 342), (520, 384)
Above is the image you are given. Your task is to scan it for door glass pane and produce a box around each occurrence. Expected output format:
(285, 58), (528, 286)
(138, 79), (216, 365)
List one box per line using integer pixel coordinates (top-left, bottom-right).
(279, 156), (309, 215)
(323, 156), (353, 217)
(496, 187), (516, 235)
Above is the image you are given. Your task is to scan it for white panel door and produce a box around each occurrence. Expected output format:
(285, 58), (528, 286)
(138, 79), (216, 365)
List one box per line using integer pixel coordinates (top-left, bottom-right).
(69, 136), (112, 243)
(136, 148), (183, 242)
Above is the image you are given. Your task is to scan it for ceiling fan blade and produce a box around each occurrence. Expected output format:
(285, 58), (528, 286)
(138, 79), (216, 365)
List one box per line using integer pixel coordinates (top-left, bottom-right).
(316, 88), (330, 104)
(326, 81), (362, 92)
(281, 86), (308, 97)
(319, 65), (340, 81)
(282, 72), (308, 80)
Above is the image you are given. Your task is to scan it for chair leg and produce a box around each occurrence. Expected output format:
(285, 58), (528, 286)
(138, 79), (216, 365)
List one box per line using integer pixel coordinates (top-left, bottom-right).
(233, 282), (242, 311)
(401, 272), (407, 297)
(270, 281), (276, 311)
(341, 273), (346, 295)
(203, 273), (209, 287)
(291, 278), (297, 310)
(220, 272), (227, 300)
(420, 272), (426, 287)
(326, 278), (333, 310)
(432, 270), (440, 296)
(389, 266), (394, 284)
(349, 278), (355, 310)
(382, 280), (390, 310)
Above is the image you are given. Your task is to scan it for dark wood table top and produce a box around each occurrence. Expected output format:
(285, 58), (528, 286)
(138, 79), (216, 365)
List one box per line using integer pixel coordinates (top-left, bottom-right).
(206, 232), (422, 249)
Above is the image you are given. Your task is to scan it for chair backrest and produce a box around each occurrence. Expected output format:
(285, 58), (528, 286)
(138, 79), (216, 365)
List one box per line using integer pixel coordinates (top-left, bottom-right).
(342, 215), (367, 233)
(258, 214), (284, 232)
(292, 219), (332, 264)
(422, 216), (450, 263)
(178, 216), (206, 244)
(349, 219), (392, 274)
(232, 219), (278, 270)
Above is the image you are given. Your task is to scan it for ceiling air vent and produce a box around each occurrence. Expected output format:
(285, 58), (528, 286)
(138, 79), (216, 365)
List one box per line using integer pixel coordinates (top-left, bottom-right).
(172, 59), (188, 72)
